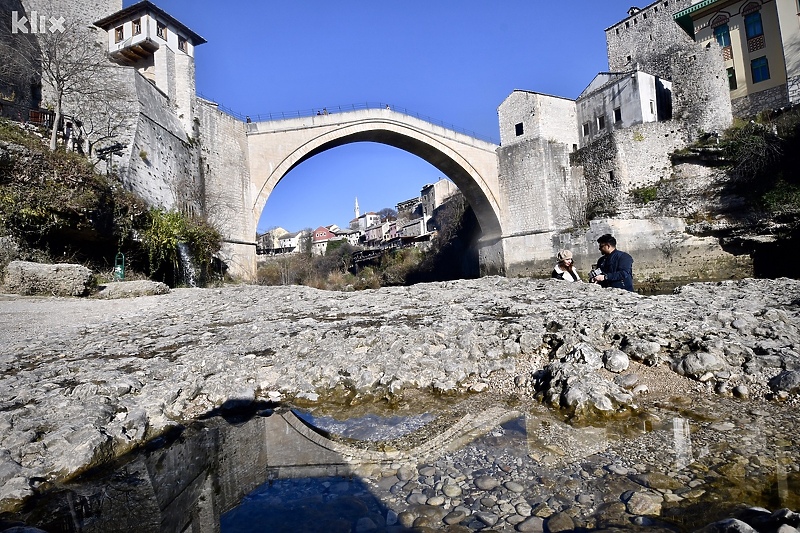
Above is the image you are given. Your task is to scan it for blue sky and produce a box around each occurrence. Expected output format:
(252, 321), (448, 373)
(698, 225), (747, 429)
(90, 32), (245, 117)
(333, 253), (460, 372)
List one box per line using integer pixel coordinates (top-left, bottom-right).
(124, 1), (641, 233)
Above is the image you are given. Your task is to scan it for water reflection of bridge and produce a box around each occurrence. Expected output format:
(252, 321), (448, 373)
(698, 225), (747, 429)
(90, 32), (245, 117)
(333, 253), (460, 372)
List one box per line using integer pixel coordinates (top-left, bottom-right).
(268, 407), (520, 479)
(7, 406), (520, 532)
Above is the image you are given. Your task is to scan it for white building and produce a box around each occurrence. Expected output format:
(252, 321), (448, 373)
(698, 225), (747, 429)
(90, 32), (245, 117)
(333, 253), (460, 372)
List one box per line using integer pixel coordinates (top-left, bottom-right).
(278, 230), (309, 254)
(576, 68), (672, 146)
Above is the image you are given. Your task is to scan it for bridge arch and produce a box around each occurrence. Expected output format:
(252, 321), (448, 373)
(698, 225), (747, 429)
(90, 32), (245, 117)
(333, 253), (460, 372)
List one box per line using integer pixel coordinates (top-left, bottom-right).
(248, 112), (502, 240)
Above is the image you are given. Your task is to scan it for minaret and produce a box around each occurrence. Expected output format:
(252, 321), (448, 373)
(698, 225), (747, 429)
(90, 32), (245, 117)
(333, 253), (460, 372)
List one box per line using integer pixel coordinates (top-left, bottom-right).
(354, 197), (360, 219)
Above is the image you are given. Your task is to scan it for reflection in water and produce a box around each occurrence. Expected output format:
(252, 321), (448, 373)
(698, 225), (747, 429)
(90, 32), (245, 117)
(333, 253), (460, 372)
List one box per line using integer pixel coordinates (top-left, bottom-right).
(4, 402), (798, 532)
(221, 477), (392, 533)
(673, 417), (693, 470)
(293, 410), (435, 441)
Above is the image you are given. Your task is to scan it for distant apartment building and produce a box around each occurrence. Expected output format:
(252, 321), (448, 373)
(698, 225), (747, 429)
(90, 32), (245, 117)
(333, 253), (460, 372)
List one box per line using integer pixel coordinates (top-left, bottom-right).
(311, 225), (343, 256)
(256, 227), (288, 254)
(351, 212), (381, 232)
(396, 197), (421, 219)
(673, 0), (800, 116)
(279, 230), (309, 254)
(420, 178), (458, 217)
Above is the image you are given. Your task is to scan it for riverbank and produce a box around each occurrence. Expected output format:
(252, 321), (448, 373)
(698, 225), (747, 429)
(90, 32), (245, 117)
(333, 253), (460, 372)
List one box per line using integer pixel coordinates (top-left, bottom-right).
(0, 277), (798, 528)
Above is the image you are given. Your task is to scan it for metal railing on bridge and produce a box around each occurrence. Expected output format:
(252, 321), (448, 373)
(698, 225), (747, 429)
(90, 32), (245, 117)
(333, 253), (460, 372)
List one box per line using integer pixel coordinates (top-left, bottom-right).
(196, 95), (499, 145)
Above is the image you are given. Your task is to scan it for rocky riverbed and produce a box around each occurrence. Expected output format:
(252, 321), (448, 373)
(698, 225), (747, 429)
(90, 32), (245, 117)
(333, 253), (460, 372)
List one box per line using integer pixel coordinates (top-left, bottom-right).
(0, 277), (799, 531)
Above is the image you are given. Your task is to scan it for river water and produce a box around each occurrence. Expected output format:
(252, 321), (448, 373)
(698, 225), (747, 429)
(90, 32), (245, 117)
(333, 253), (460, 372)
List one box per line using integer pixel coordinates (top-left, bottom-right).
(2, 391), (798, 532)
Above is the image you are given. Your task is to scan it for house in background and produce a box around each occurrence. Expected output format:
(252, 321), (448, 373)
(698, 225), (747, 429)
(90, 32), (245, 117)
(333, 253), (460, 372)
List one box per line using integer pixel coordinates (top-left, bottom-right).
(351, 212), (381, 232)
(311, 226), (342, 256)
(256, 227), (288, 254)
(576, 69), (672, 146)
(278, 230), (309, 254)
(674, 0), (800, 116)
(420, 179), (458, 218)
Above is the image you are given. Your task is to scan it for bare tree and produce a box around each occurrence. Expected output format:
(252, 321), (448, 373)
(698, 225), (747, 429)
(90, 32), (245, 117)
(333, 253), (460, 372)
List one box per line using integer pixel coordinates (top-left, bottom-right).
(377, 207), (397, 222)
(0, 10), (115, 151)
(72, 70), (135, 157)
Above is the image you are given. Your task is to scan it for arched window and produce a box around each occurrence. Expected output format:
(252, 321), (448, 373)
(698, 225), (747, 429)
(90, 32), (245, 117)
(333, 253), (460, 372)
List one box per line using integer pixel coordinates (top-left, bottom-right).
(714, 24), (731, 47)
(744, 9), (763, 39)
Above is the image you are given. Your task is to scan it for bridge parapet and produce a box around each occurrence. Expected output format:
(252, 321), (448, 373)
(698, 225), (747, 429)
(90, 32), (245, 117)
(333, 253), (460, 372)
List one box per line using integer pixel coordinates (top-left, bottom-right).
(247, 107), (498, 151)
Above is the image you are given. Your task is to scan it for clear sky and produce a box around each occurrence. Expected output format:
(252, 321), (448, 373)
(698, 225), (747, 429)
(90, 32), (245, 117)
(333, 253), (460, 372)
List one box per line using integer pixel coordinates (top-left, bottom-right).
(123, 1), (641, 233)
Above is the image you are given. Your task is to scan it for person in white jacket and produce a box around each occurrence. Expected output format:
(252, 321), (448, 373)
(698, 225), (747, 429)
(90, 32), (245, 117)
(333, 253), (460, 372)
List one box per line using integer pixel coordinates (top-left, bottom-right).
(551, 249), (582, 282)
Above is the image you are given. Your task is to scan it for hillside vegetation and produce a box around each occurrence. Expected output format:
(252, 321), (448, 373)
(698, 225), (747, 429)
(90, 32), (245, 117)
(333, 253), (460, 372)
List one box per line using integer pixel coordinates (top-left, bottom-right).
(0, 119), (221, 286)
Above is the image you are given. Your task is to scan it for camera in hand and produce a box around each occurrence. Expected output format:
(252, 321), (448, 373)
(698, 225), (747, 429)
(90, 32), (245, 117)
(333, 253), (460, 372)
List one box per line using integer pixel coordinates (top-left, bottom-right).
(589, 267), (603, 282)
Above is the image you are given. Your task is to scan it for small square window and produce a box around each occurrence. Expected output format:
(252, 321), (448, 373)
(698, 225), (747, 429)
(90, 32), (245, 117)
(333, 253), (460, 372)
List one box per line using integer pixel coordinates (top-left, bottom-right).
(650, 101), (655, 114)
(156, 21), (166, 40)
(515, 122), (524, 136)
(597, 116), (605, 130)
(178, 36), (187, 52)
(132, 18), (141, 35)
(625, 21), (630, 28)
(582, 123), (590, 136)
(614, 107), (622, 122)
(616, 28), (620, 35)
(114, 26), (123, 43)
(627, 55), (632, 62)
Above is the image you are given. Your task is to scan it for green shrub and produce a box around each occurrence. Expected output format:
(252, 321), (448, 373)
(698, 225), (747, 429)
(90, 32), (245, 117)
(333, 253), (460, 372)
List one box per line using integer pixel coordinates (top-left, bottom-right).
(630, 185), (658, 204)
(720, 120), (782, 183)
(140, 208), (221, 283)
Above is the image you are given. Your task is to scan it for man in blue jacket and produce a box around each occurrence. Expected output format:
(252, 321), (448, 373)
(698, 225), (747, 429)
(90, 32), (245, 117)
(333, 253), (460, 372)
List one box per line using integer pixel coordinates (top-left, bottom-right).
(591, 234), (634, 291)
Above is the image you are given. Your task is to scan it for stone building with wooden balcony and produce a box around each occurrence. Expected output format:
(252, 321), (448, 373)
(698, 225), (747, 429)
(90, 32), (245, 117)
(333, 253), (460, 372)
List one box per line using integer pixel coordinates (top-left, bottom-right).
(94, 0), (206, 133)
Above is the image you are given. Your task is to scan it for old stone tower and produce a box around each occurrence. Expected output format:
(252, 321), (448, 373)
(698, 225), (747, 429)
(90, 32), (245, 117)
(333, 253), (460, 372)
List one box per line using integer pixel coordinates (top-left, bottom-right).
(496, 0), (739, 279)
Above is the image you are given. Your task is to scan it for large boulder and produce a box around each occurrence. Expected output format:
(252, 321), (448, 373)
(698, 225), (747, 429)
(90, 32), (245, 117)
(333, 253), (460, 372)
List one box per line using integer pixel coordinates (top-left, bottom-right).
(2, 261), (94, 297)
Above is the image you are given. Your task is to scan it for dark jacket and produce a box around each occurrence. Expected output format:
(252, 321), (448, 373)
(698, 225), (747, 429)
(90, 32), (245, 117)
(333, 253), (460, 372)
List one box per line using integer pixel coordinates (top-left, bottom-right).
(596, 249), (634, 291)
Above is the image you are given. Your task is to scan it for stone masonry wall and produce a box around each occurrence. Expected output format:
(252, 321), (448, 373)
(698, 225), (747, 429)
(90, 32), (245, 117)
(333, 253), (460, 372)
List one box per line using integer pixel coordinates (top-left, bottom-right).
(731, 84), (790, 117)
(124, 71), (199, 211)
(497, 137), (581, 236)
(497, 91), (578, 148)
(571, 120), (687, 218)
(612, 121), (688, 214)
(22, 0), (120, 29)
(195, 98), (255, 279)
(789, 75), (800, 106)
(670, 45), (732, 138)
(605, 0), (694, 78)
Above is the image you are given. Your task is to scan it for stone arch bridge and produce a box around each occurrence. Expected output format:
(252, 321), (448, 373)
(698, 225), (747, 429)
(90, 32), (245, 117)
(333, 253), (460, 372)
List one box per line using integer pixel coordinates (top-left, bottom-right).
(213, 106), (569, 279)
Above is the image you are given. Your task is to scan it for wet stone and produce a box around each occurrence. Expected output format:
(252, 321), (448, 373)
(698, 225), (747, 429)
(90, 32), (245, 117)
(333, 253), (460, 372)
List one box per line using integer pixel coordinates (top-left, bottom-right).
(443, 510), (469, 525)
(475, 476), (500, 490)
(546, 512), (576, 533)
(625, 491), (663, 515)
(443, 483), (462, 498)
(504, 481), (525, 493)
(516, 515), (545, 532)
(475, 511), (499, 526)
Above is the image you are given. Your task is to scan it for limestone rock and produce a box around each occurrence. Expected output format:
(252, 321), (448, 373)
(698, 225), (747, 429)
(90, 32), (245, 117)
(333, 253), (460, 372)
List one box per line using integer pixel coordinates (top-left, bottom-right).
(94, 280), (170, 299)
(3, 261), (94, 297)
(769, 371), (800, 394)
